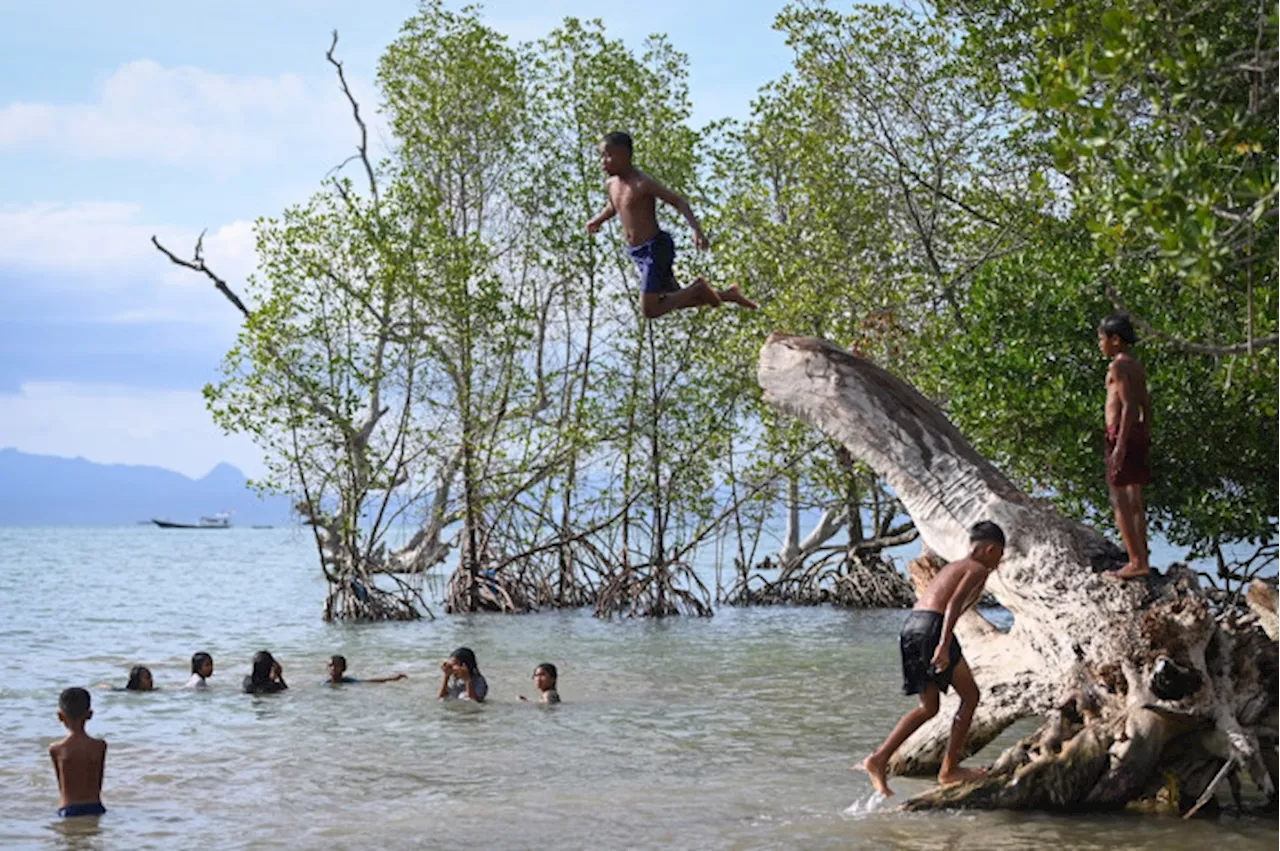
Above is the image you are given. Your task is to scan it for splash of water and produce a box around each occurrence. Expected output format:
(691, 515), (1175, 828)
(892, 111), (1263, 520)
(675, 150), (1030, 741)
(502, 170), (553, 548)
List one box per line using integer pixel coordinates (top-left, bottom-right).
(843, 791), (889, 818)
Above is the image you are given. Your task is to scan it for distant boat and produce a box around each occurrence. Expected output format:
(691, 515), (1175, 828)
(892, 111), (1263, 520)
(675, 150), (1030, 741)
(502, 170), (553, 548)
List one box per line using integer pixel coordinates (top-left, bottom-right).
(152, 512), (232, 530)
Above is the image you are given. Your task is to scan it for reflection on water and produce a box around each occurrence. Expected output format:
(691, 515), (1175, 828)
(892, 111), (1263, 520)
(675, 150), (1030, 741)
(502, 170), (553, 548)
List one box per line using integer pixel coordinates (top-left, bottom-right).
(0, 527), (1274, 850)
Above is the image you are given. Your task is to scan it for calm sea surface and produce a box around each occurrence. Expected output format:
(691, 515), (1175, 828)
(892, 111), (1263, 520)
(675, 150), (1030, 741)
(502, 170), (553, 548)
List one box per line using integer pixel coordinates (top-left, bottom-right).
(0, 527), (1274, 850)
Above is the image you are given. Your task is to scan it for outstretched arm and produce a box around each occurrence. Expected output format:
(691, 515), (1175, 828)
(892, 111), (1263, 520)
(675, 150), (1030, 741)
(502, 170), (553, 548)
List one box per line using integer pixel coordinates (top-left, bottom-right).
(363, 673), (408, 684)
(645, 177), (708, 250)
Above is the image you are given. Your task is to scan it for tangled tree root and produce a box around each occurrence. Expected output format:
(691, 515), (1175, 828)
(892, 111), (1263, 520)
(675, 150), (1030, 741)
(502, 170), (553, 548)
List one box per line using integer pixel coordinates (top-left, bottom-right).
(323, 573), (426, 621)
(723, 552), (913, 608)
(595, 561), (712, 618)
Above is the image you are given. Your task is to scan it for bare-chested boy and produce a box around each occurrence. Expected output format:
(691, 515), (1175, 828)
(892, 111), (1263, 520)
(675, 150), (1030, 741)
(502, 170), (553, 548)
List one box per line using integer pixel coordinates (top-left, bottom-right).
(49, 687), (107, 818)
(861, 521), (1005, 797)
(585, 131), (757, 319)
(1098, 314), (1152, 580)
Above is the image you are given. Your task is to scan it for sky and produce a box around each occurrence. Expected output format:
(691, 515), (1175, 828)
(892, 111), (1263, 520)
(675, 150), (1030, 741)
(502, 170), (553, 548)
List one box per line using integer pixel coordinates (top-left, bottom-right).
(0, 0), (794, 479)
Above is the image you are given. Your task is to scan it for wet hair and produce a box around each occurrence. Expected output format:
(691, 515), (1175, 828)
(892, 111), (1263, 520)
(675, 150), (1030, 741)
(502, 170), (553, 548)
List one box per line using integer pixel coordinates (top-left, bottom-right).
(330, 655), (347, 670)
(125, 665), (152, 691)
(1098, 313), (1137, 345)
(59, 687), (91, 719)
(602, 131), (633, 155)
(969, 521), (1006, 549)
(535, 663), (557, 686)
(450, 647), (479, 675)
(250, 651), (277, 686)
(191, 652), (213, 674)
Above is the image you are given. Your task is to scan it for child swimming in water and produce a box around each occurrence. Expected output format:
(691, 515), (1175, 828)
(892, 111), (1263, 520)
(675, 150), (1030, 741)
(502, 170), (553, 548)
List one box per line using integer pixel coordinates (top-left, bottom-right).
(124, 666), (154, 691)
(520, 662), (561, 705)
(49, 687), (107, 818)
(324, 655), (408, 685)
(187, 652), (214, 689)
(437, 647), (487, 702)
(242, 651), (288, 695)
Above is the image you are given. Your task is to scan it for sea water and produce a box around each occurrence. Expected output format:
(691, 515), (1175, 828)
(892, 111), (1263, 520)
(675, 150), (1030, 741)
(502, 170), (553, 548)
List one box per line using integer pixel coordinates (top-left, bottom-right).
(0, 527), (1274, 849)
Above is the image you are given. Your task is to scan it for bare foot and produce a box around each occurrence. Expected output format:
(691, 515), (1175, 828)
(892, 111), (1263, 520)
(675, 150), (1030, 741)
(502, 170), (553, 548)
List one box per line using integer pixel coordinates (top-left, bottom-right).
(859, 754), (895, 797)
(937, 766), (987, 786)
(689, 277), (722, 307)
(717, 283), (758, 310)
(1106, 562), (1152, 581)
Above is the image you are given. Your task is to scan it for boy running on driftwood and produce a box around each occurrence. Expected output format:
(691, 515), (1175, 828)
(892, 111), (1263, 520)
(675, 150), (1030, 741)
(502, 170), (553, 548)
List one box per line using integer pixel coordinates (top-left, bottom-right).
(861, 521), (1006, 797)
(585, 131), (757, 319)
(1098, 314), (1152, 580)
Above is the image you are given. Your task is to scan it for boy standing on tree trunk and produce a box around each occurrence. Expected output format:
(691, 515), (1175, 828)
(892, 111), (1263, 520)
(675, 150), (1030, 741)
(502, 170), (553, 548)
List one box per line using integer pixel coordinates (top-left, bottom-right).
(1098, 314), (1152, 580)
(585, 131), (757, 319)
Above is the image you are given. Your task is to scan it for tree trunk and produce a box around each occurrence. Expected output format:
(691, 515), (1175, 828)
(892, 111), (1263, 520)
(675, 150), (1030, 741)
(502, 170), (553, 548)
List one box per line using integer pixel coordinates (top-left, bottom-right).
(757, 333), (1278, 813)
(1247, 581), (1278, 641)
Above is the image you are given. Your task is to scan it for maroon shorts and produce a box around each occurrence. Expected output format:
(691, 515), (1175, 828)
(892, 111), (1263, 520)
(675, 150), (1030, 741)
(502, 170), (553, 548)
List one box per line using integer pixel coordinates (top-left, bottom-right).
(1106, 422), (1151, 487)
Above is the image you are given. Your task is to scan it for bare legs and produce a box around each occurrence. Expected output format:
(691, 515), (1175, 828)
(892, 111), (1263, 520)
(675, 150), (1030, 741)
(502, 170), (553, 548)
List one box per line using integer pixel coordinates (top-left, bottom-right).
(860, 660), (985, 796)
(1106, 483), (1150, 580)
(640, 277), (758, 319)
(936, 660), (986, 785)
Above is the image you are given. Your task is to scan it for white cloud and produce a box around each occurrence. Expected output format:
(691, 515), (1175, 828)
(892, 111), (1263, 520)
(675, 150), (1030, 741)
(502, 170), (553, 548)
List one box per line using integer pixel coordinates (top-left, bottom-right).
(0, 60), (359, 171)
(0, 201), (256, 325)
(0, 381), (265, 479)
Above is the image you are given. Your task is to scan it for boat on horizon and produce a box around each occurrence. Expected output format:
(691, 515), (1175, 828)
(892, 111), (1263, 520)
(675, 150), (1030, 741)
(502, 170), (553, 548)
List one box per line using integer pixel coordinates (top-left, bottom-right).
(151, 512), (233, 530)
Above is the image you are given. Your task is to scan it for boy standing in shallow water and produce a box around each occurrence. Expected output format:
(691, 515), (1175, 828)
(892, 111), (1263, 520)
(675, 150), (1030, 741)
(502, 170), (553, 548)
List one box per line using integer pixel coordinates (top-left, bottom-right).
(49, 687), (107, 818)
(861, 521), (1005, 797)
(1098, 314), (1152, 580)
(585, 131), (757, 319)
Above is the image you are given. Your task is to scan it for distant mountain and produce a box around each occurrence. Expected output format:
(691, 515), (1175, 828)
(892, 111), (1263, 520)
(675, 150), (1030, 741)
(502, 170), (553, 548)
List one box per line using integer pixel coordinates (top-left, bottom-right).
(0, 448), (294, 526)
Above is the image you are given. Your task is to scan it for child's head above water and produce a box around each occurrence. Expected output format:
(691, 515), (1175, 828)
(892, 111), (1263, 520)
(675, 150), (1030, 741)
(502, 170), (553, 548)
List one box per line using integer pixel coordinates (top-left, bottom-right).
(250, 651), (278, 685)
(125, 666), (154, 691)
(448, 647), (479, 676)
(58, 687), (92, 726)
(533, 663), (557, 693)
(191, 652), (214, 678)
(600, 131), (633, 176)
(328, 655), (347, 681)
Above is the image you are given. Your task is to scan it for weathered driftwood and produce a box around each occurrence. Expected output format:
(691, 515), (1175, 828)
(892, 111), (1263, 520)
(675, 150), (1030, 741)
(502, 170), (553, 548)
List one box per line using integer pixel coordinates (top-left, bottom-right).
(1247, 580), (1279, 642)
(757, 333), (1278, 814)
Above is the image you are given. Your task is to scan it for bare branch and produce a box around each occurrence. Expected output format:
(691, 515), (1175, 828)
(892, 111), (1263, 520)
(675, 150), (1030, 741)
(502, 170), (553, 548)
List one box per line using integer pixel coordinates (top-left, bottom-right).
(326, 30), (378, 202)
(150, 233), (251, 318)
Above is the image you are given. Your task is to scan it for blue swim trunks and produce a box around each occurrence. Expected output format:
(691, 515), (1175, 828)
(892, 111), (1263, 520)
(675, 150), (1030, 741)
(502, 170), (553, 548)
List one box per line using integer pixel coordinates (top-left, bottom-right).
(58, 802), (106, 818)
(627, 230), (678, 294)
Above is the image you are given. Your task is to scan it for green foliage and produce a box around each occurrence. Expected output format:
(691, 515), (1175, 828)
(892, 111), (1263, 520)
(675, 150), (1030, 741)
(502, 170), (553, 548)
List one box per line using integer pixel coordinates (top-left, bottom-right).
(920, 0), (1277, 558)
(197, 0), (1275, 618)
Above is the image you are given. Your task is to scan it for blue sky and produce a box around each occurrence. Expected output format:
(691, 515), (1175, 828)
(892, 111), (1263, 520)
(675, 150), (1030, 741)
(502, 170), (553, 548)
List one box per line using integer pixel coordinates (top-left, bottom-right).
(0, 0), (794, 478)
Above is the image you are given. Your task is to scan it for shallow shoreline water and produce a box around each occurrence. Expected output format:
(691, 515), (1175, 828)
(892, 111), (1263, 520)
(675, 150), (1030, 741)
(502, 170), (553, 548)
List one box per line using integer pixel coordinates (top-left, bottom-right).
(0, 527), (1274, 849)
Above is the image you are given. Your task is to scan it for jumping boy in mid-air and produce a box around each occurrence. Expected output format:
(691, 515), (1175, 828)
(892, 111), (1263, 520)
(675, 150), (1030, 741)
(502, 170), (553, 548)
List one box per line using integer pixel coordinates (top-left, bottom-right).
(1097, 314), (1152, 580)
(860, 521), (1006, 797)
(586, 131), (757, 319)
(49, 687), (108, 818)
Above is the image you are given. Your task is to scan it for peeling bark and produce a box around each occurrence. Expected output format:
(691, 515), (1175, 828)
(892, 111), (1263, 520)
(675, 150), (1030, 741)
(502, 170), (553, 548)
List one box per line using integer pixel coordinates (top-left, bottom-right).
(1247, 581), (1279, 641)
(758, 334), (1278, 813)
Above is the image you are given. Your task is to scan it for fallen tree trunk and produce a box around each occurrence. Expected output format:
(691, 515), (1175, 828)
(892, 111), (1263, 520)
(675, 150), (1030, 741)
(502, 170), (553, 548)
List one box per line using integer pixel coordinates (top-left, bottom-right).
(757, 334), (1278, 814)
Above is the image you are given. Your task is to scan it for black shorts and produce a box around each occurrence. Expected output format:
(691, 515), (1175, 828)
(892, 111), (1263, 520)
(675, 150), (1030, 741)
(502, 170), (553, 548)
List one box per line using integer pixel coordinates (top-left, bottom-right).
(900, 610), (963, 695)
